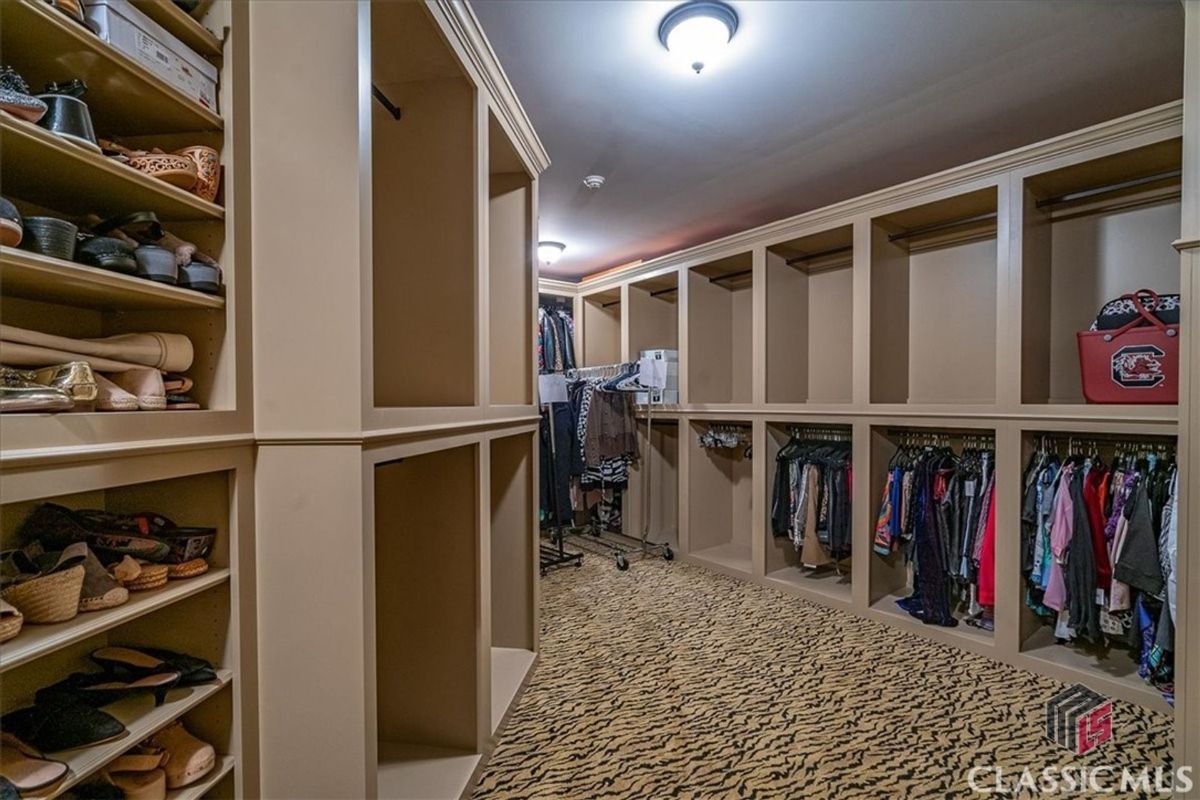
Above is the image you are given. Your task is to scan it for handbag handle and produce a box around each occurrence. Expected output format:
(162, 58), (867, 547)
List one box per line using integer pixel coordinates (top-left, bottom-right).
(1102, 288), (1174, 341)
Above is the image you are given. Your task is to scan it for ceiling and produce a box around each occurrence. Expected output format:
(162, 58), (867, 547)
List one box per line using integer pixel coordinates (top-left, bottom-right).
(472, 0), (1185, 281)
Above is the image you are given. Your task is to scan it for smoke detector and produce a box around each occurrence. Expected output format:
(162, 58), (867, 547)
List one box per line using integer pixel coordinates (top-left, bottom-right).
(582, 174), (606, 190)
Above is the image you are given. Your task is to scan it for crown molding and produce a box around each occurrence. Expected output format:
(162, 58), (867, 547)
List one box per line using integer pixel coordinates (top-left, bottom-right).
(537, 277), (579, 296)
(576, 101), (1184, 291)
(433, 0), (551, 176)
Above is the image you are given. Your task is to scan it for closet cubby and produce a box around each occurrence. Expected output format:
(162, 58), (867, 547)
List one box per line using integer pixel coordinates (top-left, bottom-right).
(489, 433), (536, 732)
(0, 464), (243, 797)
(370, 0), (477, 408)
(687, 254), (753, 404)
(686, 420), (753, 574)
(764, 422), (852, 603)
(627, 272), (679, 357)
(1015, 428), (1176, 712)
(867, 425), (997, 643)
(1019, 139), (1183, 406)
(581, 289), (621, 366)
(869, 188), (999, 405)
(766, 227), (854, 404)
(374, 445), (482, 797)
(622, 418), (680, 548)
(488, 112), (534, 406)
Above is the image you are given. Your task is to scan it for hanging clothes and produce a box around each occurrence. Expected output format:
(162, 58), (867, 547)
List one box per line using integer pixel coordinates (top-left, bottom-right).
(1019, 438), (1177, 703)
(770, 433), (852, 566)
(872, 437), (996, 629)
(538, 304), (576, 374)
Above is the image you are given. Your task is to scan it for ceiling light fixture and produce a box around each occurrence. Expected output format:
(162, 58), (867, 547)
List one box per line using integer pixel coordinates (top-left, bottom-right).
(658, 0), (739, 75)
(538, 241), (566, 265)
(582, 174), (606, 190)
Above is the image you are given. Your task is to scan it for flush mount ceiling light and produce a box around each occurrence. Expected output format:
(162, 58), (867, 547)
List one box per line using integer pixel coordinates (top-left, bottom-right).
(538, 241), (566, 265)
(582, 174), (606, 190)
(658, 0), (739, 74)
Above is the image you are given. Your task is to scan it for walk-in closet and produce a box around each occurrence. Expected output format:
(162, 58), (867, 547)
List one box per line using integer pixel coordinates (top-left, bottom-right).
(2, 0), (1198, 797)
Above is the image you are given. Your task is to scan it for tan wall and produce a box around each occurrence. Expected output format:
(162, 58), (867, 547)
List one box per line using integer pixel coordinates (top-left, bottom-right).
(628, 286), (678, 356)
(807, 266), (854, 403)
(490, 434), (534, 650)
(489, 175), (533, 404)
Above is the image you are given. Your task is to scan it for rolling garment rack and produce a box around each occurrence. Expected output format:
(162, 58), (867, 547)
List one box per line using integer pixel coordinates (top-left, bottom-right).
(566, 362), (674, 570)
(538, 298), (584, 575)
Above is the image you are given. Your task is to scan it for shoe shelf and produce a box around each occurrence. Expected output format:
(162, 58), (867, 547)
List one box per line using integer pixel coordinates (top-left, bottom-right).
(27, 671), (233, 800)
(0, 116), (224, 222)
(131, 0), (224, 59)
(0, 0), (223, 135)
(0, 248), (225, 312)
(0, 568), (230, 673)
(167, 754), (234, 800)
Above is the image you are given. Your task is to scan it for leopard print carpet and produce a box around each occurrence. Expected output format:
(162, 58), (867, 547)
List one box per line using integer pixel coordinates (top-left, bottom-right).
(473, 557), (1173, 799)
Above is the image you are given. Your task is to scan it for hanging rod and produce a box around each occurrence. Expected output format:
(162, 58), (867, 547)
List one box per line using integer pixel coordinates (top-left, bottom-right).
(371, 84), (402, 120)
(1035, 169), (1182, 210)
(601, 299), (621, 308)
(887, 211), (997, 243)
(785, 244), (853, 266)
(650, 286), (678, 298)
(709, 268), (752, 283)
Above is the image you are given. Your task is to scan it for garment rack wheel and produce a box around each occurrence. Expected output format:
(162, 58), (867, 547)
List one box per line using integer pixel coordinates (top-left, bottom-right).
(616, 553), (629, 571)
(662, 545), (674, 561)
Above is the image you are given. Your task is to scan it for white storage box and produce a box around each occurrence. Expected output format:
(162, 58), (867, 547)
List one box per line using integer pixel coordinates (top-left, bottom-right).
(86, 0), (218, 113)
(635, 389), (679, 406)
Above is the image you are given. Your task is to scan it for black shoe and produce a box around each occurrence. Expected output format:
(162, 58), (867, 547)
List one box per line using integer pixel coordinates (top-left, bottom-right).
(35, 669), (181, 709)
(2, 697), (125, 753)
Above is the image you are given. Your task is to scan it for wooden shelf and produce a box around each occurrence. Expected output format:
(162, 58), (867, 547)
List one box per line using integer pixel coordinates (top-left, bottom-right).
(0, 0), (222, 135)
(0, 248), (225, 311)
(1, 116), (224, 222)
(131, 0), (223, 59)
(690, 542), (753, 575)
(33, 671), (232, 800)
(1019, 627), (1171, 714)
(0, 569), (230, 672)
(765, 566), (852, 604)
(167, 755), (234, 800)
(376, 743), (481, 800)
(869, 592), (995, 645)
(490, 647), (535, 733)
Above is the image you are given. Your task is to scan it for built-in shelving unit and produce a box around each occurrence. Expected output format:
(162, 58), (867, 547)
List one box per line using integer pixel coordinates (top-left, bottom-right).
(623, 418), (680, 549)
(628, 272), (679, 357)
(688, 254), (753, 404)
(548, 101), (1190, 723)
(581, 288), (622, 366)
(766, 227), (854, 404)
(1, 2), (256, 795)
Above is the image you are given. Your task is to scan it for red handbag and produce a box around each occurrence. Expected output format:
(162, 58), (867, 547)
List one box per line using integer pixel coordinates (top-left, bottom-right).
(1077, 289), (1178, 404)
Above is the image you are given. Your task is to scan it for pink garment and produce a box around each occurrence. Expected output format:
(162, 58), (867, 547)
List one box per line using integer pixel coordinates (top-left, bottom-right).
(977, 482), (997, 606)
(1043, 465), (1074, 612)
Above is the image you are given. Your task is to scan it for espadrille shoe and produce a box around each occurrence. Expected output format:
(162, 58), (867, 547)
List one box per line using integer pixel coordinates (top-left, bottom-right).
(0, 600), (22, 643)
(0, 544), (85, 624)
(167, 558), (208, 580)
(79, 547), (128, 612)
(125, 562), (168, 591)
(104, 746), (168, 800)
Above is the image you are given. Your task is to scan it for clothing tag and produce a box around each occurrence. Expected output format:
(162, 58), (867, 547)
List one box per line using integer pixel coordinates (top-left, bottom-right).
(538, 374), (568, 404)
(1095, 588), (1106, 606)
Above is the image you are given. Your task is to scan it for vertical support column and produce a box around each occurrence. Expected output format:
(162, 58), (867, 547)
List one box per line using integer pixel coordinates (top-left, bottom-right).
(476, 442), (494, 751)
(752, 246), (767, 406)
(992, 421), (1022, 655)
(678, 267), (690, 406)
(993, 178), (1019, 412)
(476, 93), (491, 408)
(677, 416), (692, 553)
(527, 179), (540, 406)
(620, 283), (631, 362)
(850, 419), (873, 611)
(1175, 2), (1200, 789)
(750, 417), (767, 577)
(851, 217), (872, 408)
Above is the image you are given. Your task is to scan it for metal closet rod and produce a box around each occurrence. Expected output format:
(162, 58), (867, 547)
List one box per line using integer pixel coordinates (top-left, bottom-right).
(601, 298), (621, 308)
(371, 84), (402, 120)
(785, 244), (854, 266)
(1036, 432), (1177, 447)
(649, 286), (678, 298)
(709, 268), (753, 283)
(1034, 169), (1182, 210)
(887, 211), (997, 243)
